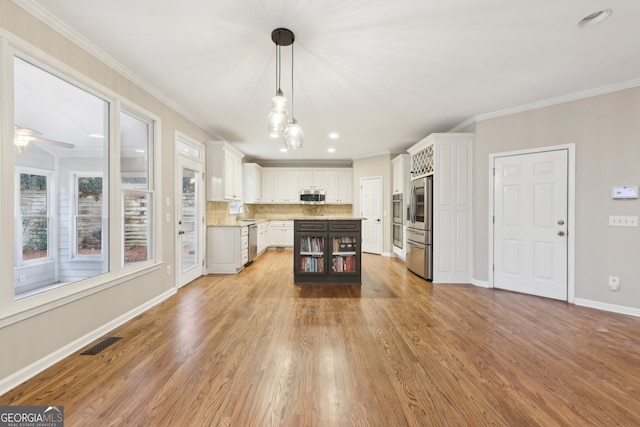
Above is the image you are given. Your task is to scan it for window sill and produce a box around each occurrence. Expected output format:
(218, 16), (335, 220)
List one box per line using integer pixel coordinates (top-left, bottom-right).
(1, 262), (164, 329)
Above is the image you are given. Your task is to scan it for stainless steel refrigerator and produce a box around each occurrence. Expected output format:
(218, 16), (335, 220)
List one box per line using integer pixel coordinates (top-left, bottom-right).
(406, 176), (432, 280)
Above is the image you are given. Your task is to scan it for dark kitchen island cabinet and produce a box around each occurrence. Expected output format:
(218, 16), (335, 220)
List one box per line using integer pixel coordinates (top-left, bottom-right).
(293, 219), (362, 284)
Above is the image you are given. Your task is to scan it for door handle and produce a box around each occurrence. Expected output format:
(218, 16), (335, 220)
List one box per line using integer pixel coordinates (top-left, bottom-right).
(558, 231), (565, 236)
(178, 230), (185, 235)
(557, 220), (565, 225)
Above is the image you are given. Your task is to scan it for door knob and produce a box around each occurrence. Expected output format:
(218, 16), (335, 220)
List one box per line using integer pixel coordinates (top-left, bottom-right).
(178, 230), (185, 235)
(557, 220), (565, 225)
(558, 231), (565, 236)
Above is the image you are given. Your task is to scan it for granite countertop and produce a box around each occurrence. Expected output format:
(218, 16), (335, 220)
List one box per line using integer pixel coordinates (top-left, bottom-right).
(291, 217), (366, 221)
(207, 217), (365, 227)
(207, 219), (269, 227)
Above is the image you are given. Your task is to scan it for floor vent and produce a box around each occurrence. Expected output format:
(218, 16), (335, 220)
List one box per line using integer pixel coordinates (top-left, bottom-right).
(81, 337), (122, 355)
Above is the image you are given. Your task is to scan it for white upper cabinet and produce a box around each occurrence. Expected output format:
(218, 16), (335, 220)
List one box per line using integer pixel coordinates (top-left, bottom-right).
(392, 154), (410, 195)
(299, 170), (325, 190)
(243, 163), (262, 203)
(260, 167), (352, 204)
(325, 169), (352, 204)
(206, 141), (244, 202)
(261, 169), (276, 203)
(275, 169), (299, 203)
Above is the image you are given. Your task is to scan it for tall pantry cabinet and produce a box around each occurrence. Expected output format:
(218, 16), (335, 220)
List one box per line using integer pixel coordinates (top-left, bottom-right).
(407, 133), (473, 284)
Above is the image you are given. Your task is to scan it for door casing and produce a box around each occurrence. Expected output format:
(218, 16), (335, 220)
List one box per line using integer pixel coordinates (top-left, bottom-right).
(488, 144), (575, 302)
(175, 133), (205, 288)
(360, 176), (383, 255)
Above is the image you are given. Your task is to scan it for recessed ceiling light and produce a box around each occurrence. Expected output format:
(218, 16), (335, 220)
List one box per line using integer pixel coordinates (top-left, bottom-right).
(577, 9), (612, 28)
(328, 147), (336, 153)
(135, 149), (145, 153)
(280, 147), (288, 152)
(88, 134), (104, 139)
(329, 132), (339, 139)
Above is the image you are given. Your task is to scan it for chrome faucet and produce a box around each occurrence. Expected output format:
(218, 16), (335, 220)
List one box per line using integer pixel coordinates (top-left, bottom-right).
(236, 204), (249, 221)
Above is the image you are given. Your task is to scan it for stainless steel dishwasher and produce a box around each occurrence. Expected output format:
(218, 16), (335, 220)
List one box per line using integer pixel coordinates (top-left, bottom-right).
(247, 224), (258, 264)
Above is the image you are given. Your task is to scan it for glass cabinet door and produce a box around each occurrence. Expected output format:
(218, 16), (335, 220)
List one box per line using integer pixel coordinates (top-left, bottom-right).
(297, 235), (326, 273)
(330, 235), (358, 274)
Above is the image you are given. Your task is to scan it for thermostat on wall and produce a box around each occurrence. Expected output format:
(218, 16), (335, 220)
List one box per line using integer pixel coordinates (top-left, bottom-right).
(612, 186), (638, 199)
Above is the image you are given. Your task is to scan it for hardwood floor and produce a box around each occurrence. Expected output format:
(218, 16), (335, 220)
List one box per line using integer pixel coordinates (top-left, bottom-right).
(2, 251), (640, 426)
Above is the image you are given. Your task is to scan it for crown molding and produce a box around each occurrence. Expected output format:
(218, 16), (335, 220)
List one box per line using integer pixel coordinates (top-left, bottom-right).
(449, 78), (640, 132)
(12, 0), (217, 138)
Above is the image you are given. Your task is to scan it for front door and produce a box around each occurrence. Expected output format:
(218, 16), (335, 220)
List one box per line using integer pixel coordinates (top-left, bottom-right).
(493, 149), (568, 300)
(177, 155), (204, 288)
(360, 177), (383, 254)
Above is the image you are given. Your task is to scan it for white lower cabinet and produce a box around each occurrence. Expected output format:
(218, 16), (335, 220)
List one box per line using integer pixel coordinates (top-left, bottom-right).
(269, 221), (293, 247)
(257, 222), (269, 254)
(207, 226), (248, 274)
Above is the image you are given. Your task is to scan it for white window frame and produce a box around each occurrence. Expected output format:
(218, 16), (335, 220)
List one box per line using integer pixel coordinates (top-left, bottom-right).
(119, 106), (158, 269)
(0, 37), (162, 324)
(14, 166), (55, 267)
(70, 172), (104, 261)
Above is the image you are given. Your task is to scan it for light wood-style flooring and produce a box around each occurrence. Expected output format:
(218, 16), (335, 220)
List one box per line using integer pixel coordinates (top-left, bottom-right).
(2, 251), (640, 426)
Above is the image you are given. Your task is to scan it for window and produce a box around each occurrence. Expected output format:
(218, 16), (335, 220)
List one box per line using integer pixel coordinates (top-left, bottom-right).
(123, 192), (153, 264)
(120, 110), (154, 266)
(72, 173), (103, 259)
(5, 48), (159, 311)
(13, 56), (109, 298)
(17, 169), (52, 265)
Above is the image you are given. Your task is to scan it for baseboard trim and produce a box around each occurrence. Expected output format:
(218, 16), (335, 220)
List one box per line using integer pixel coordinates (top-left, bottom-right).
(381, 252), (395, 258)
(471, 279), (490, 288)
(574, 298), (640, 318)
(0, 288), (176, 396)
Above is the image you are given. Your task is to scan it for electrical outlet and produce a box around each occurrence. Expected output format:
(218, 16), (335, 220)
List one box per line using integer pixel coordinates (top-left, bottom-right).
(19, 275), (26, 283)
(609, 215), (638, 227)
(608, 276), (620, 291)
(166, 265), (172, 276)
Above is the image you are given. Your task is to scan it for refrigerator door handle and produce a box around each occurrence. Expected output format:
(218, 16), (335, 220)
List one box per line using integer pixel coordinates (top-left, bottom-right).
(411, 183), (417, 223)
(408, 183), (414, 224)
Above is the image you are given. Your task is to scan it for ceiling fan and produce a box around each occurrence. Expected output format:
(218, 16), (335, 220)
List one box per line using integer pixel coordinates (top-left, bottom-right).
(14, 125), (75, 154)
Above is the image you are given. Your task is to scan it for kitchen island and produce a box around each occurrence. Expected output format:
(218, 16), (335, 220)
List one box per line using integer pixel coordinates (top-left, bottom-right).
(293, 218), (363, 284)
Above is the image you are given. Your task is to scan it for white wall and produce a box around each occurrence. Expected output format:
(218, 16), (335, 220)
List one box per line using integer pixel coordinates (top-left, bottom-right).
(472, 87), (640, 309)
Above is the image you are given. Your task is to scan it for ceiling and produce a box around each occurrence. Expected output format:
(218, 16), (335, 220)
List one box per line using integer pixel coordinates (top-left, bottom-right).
(16, 0), (640, 162)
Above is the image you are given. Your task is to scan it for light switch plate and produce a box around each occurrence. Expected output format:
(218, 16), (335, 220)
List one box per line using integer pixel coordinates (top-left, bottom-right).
(609, 215), (638, 227)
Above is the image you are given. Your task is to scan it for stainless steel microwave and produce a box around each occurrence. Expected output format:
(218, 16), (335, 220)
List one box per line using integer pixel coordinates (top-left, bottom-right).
(300, 189), (325, 204)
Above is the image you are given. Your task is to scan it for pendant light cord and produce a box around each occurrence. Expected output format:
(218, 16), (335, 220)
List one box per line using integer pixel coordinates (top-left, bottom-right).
(277, 44), (282, 92)
(290, 42), (294, 118)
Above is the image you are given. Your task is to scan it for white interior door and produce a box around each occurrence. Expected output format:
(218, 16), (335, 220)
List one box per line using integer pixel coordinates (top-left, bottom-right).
(177, 155), (204, 288)
(360, 177), (383, 254)
(493, 149), (568, 300)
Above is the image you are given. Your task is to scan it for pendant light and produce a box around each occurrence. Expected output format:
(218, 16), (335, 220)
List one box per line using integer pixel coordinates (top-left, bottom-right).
(268, 28), (303, 149)
(268, 37), (287, 137)
(268, 29), (292, 137)
(283, 35), (304, 149)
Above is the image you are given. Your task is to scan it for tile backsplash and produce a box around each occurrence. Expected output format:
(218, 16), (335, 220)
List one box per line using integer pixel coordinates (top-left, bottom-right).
(206, 202), (353, 225)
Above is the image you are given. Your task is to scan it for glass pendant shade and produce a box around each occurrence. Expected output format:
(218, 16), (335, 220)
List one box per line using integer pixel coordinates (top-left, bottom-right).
(268, 108), (288, 137)
(271, 89), (287, 112)
(283, 118), (304, 149)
